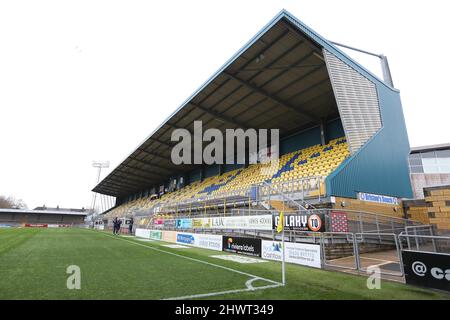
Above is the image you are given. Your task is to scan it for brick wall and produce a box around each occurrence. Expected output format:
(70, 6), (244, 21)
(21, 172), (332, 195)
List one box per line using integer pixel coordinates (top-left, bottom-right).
(424, 186), (450, 231)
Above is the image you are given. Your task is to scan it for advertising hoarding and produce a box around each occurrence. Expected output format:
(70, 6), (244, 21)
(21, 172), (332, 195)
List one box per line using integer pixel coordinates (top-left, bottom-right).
(273, 213), (325, 232)
(261, 240), (321, 268)
(222, 236), (262, 257)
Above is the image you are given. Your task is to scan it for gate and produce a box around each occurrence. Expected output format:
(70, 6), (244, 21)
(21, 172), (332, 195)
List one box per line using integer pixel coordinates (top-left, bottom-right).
(354, 233), (403, 276)
(321, 232), (357, 270)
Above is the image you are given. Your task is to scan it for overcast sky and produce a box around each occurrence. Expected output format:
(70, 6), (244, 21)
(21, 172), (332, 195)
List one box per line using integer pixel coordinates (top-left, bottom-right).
(1, 0), (449, 210)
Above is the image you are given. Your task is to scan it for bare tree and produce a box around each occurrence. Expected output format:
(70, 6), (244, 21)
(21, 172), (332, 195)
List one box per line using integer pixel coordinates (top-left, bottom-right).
(0, 195), (28, 209)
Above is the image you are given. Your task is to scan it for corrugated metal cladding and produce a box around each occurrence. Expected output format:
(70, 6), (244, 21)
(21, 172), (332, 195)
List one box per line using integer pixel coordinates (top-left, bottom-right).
(323, 49), (382, 154)
(326, 83), (413, 199)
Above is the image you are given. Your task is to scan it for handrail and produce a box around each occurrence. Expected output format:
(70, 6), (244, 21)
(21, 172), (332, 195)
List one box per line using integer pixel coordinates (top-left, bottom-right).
(261, 181), (308, 211)
(107, 175), (326, 217)
(399, 232), (450, 240)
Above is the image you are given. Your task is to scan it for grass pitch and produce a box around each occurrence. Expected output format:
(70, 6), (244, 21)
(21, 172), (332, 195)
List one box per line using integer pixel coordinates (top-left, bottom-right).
(0, 227), (448, 300)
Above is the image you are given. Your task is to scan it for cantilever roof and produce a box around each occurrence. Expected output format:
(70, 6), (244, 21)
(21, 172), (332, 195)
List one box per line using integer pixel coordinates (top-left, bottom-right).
(93, 9), (393, 197)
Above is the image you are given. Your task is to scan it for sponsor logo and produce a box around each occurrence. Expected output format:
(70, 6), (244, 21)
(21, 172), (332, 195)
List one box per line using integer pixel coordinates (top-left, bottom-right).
(212, 218), (225, 228)
(358, 192), (399, 205)
(227, 237), (233, 249)
(192, 218), (211, 228)
(177, 233), (195, 244)
(261, 240), (321, 268)
(412, 261), (427, 277)
(412, 261), (450, 280)
(261, 241), (282, 261)
(150, 230), (162, 240)
(222, 236), (261, 257)
(274, 213), (325, 232)
(403, 251), (450, 291)
(210, 215), (272, 230)
(176, 219), (192, 229)
(195, 234), (223, 251)
(307, 214), (322, 232)
(271, 242), (282, 252)
(163, 219), (176, 228)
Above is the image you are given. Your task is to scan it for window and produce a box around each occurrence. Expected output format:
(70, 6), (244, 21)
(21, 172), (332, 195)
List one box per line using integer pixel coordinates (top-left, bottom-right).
(436, 149), (450, 158)
(421, 151), (436, 158)
(438, 164), (450, 173)
(408, 157), (422, 166)
(410, 165), (424, 173)
(409, 149), (450, 174)
(422, 157), (439, 173)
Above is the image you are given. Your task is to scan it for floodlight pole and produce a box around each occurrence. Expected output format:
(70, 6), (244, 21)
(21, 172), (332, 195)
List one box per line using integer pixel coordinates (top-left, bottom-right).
(329, 41), (394, 88)
(282, 223), (286, 286)
(92, 161), (110, 216)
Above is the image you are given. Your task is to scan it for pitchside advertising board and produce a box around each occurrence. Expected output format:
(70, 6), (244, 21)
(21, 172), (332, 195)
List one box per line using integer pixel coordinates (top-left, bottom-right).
(135, 228), (151, 238)
(402, 250), (450, 292)
(261, 240), (321, 269)
(222, 236), (262, 257)
(273, 213), (325, 232)
(150, 230), (162, 240)
(211, 215), (272, 230)
(176, 232), (223, 251)
(157, 215), (273, 231)
(162, 230), (177, 243)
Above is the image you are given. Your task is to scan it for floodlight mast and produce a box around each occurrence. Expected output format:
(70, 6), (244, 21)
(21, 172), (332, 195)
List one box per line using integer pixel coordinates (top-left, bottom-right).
(329, 41), (394, 88)
(91, 161), (110, 217)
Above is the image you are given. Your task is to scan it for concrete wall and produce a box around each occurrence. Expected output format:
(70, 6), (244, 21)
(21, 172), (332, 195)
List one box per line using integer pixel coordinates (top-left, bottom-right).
(410, 173), (450, 199)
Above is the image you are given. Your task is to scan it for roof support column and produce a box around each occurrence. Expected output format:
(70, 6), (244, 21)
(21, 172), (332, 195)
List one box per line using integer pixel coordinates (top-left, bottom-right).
(320, 118), (327, 146)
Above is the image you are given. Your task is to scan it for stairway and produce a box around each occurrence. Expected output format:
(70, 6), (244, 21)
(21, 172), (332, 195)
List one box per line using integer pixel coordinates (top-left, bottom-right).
(269, 200), (295, 213)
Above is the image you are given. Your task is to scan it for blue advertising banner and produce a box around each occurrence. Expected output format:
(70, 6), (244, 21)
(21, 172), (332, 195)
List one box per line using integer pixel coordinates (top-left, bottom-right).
(176, 218), (193, 229)
(358, 192), (399, 205)
(176, 233), (195, 245)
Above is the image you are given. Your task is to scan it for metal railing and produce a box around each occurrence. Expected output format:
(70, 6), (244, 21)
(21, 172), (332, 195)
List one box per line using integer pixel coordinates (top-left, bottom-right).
(258, 176), (325, 202)
(355, 232), (403, 276)
(110, 176), (326, 218)
(261, 181), (309, 211)
(399, 232), (450, 254)
(321, 232), (358, 270)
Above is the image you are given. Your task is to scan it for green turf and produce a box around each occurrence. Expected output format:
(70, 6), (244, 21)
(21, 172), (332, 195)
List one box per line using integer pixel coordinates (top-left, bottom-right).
(0, 227), (448, 300)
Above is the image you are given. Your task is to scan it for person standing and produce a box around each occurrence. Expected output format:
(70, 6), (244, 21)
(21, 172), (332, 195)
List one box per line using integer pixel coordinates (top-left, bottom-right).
(116, 218), (122, 235)
(128, 217), (134, 234)
(112, 217), (118, 235)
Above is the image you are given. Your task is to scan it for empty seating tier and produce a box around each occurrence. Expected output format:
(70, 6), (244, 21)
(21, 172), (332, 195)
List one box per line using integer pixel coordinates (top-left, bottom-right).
(106, 137), (349, 217)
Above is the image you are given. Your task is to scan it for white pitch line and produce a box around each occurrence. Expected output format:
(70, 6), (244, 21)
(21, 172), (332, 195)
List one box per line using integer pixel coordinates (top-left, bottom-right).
(100, 232), (282, 295)
(367, 260), (398, 268)
(163, 283), (282, 300)
(360, 257), (395, 263)
(245, 277), (261, 290)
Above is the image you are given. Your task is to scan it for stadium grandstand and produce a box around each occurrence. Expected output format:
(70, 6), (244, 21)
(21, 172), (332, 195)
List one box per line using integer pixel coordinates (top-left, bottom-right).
(1, 9), (449, 300)
(94, 10), (412, 222)
(0, 207), (88, 227)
